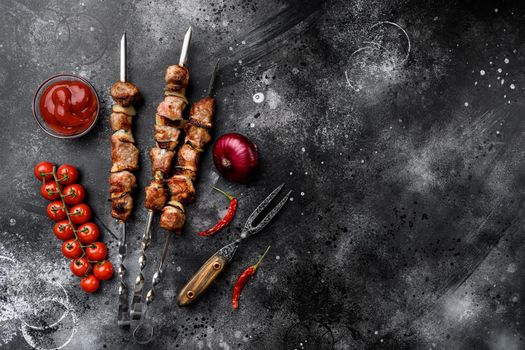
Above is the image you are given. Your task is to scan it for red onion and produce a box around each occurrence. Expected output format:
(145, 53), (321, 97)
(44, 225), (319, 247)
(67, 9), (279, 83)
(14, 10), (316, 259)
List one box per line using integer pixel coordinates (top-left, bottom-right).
(213, 133), (259, 183)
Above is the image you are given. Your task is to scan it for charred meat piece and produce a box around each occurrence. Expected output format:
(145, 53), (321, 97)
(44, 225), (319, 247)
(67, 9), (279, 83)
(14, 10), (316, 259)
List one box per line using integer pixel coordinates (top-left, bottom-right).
(175, 143), (201, 180)
(150, 148), (175, 175)
(111, 132), (139, 172)
(109, 171), (136, 193)
(185, 124), (211, 150)
(154, 125), (181, 150)
(155, 114), (186, 129)
(166, 175), (195, 204)
(145, 179), (168, 211)
(112, 129), (135, 143)
(110, 81), (141, 107)
(189, 97), (215, 129)
(173, 167), (196, 180)
(111, 192), (133, 221)
(165, 65), (189, 92)
(157, 96), (186, 122)
(160, 202), (185, 232)
(110, 112), (132, 131)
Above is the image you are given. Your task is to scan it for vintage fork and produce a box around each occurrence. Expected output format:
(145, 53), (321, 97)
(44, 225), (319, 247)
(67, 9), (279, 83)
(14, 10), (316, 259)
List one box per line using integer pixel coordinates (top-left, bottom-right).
(176, 183), (292, 306)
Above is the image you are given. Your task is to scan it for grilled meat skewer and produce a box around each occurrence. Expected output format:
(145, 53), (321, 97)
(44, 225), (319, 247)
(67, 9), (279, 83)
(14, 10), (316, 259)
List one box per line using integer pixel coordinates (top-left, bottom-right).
(160, 85), (216, 232)
(130, 28), (193, 329)
(110, 33), (141, 328)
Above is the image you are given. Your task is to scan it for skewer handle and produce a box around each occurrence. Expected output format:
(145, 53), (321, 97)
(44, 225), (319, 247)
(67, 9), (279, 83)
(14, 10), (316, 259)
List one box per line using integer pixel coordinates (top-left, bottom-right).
(130, 210), (154, 320)
(144, 232), (172, 306)
(117, 220), (131, 327)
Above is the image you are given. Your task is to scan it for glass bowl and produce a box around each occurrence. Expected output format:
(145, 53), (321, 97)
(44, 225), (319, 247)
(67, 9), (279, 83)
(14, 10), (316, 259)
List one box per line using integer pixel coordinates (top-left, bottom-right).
(32, 73), (100, 139)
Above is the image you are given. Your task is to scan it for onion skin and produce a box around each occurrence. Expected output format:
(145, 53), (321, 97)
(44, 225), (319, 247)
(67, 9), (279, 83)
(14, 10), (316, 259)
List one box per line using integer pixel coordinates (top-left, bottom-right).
(213, 133), (259, 183)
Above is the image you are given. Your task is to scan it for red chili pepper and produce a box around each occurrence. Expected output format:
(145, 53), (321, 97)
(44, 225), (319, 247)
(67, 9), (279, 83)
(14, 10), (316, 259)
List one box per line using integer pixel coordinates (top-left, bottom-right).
(198, 187), (237, 237)
(232, 246), (271, 310)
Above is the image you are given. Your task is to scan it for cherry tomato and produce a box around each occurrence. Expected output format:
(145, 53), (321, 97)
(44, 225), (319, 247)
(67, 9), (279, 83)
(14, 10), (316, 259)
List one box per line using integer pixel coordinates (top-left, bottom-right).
(34, 161), (54, 181)
(61, 239), (83, 259)
(53, 220), (75, 240)
(47, 201), (67, 221)
(80, 274), (100, 293)
(70, 257), (91, 277)
(77, 222), (99, 245)
(69, 204), (91, 224)
(56, 164), (79, 185)
(93, 260), (113, 280)
(40, 181), (60, 201)
(63, 184), (86, 205)
(85, 242), (107, 261)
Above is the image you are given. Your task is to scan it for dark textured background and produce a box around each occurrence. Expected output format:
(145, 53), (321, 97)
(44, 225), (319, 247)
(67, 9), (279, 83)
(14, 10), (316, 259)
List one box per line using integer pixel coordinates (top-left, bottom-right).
(1, 0), (525, 349)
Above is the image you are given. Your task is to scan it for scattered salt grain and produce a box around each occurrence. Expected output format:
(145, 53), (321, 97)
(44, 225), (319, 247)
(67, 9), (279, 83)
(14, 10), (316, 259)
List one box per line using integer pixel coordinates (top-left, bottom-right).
(252, 92), (264, 103)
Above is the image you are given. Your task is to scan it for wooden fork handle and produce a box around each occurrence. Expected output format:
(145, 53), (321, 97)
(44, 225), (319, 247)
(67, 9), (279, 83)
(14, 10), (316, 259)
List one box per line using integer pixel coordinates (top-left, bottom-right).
(177, 252), (228, 306)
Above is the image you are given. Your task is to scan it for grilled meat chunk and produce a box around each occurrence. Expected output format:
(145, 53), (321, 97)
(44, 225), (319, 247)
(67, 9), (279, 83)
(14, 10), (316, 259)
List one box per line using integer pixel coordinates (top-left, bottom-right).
(145, 179), (168, 211)
(109, 171), (136, 193)
(112, 129), (135, 143)
(110, 112), (132, 131)
(154, 125), (181, 150)
(150, 148), (175, 175)
(155, 114), (186, 129)
(189, 97), (215, 129)
(174, 144), (200, 181)
(160, 202), (185, 232)
(165, 65), (189, 92)
(185, 124), (211, 150)
(110, 81), (141, 107)
(111, 192), (133, 221)
(166, 175), (195, 204)
(157, 96), (186, 122)
(111, 132), (139, 172)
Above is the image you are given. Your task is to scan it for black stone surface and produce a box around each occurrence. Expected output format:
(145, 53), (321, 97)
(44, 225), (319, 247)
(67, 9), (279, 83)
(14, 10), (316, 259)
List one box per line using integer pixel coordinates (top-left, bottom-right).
(1, 0), (524, 349)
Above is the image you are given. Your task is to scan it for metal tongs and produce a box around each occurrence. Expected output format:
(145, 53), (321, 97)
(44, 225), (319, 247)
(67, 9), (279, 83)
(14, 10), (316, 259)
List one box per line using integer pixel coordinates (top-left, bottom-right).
(177, 183), (291, 306)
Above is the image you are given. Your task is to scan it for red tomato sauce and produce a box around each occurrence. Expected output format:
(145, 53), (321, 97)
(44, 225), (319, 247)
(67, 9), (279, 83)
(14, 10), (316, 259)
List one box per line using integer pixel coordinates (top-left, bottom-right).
(39, 80), (98, 135)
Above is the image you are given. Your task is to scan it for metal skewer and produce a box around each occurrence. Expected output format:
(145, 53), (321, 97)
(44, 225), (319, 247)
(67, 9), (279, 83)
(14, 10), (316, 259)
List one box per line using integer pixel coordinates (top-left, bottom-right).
(136, 59), (219, 318)
(130, 210), (153, 320)
(132, 228), (171, 344)
(179, 26), (192, 66)
(133, 25), (193, 257)
(131, 27), (193, 342)
(132, 56), (220, 346)
(116, 32), (131, 328)
(120, 33), (126, 82)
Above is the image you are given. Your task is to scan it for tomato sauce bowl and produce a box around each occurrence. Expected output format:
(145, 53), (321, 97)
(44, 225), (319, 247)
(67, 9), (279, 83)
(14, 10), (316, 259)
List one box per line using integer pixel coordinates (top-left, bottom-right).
(33, 73), (100, 138)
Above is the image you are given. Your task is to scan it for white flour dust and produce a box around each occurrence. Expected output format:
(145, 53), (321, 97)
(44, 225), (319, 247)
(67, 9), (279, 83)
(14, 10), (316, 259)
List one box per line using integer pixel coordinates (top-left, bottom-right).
(0, 252), (77, 350)
(345, 21), (411, 93)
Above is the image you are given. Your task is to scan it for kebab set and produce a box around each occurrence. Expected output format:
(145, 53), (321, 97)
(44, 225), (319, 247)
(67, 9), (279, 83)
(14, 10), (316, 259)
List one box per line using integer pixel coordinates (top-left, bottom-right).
(31, 26), (291, 343)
